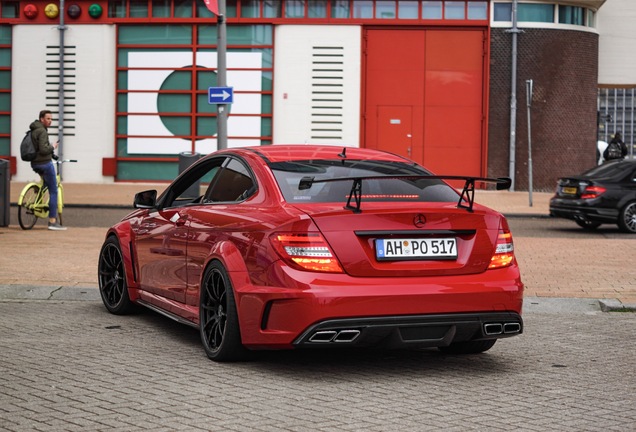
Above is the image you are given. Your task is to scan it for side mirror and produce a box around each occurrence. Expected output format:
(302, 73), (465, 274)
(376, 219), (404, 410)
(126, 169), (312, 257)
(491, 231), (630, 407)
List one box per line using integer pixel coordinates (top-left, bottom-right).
(134, 190), (157, 209)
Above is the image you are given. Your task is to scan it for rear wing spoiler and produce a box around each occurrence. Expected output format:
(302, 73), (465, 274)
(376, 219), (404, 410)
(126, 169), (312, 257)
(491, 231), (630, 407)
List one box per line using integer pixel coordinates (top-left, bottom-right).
(298, 175), (511, 213)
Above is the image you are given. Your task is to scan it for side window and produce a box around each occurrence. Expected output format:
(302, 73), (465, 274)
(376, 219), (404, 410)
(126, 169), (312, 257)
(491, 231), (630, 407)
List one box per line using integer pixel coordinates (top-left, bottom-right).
(163, 157), (225, 208)
(204, 158), (256, 203)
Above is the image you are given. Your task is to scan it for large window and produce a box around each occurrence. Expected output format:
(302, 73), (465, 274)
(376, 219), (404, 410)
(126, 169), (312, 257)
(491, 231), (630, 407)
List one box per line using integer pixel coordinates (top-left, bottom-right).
(558, 5), (584, 26)
(598, 88), (635, 158)
(116, 24), (273, 180)
(493, 2), (595, 28)
(519, 3), (554, 22)
(108, 0), (488, 22)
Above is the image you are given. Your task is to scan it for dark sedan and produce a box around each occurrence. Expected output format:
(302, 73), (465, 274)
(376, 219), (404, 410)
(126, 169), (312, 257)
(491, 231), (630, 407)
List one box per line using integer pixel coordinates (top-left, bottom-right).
(549, 159), (636, 233)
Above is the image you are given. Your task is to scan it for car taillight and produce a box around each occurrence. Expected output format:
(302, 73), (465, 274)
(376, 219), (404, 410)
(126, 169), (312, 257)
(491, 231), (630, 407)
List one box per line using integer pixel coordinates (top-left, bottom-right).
(580, 185), (606, 199)
(488, 226), (515, 270)
(271, 233), (343, 273)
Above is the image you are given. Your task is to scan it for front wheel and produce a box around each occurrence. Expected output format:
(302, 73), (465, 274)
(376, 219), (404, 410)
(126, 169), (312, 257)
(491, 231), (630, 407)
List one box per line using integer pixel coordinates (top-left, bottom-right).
(438, 339), (497, 355)
(18, 185), (40, 230)
(98, 236), (134, 314)
(199, 262), (249, 362)
(617, 201), (636, 233)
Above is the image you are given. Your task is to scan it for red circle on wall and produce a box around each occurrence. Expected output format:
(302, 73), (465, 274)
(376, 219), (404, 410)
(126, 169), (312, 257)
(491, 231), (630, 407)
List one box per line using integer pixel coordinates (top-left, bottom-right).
(24, 4), (38, 19)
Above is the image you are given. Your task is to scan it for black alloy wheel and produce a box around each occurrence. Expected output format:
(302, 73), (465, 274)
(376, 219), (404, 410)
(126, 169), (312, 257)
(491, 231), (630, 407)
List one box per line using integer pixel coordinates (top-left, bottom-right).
(199, 261), (248, 362)
(18, 184), (40, 230)
(98, 236), (134, 314)
(618, 201), (636, 233)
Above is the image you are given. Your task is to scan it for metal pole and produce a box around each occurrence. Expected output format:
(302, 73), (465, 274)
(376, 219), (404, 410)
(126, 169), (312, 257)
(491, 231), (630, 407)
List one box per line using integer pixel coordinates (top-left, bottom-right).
(508, 0), (520, 191)
(526, 79), (533, 207)
(58, 0), (66, 177)
(216, 0), (228, 150)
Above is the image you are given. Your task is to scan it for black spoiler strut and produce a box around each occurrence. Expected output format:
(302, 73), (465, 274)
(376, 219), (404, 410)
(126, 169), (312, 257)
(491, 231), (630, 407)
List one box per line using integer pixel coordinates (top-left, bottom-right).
(298, 175), (511, 213)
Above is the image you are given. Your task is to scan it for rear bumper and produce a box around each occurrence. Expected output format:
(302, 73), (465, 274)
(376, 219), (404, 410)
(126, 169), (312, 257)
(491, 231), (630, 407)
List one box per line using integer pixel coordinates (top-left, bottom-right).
(293, 312), (523, 349)
(233, 265), (524, 349)
(549, 199), (619, 223)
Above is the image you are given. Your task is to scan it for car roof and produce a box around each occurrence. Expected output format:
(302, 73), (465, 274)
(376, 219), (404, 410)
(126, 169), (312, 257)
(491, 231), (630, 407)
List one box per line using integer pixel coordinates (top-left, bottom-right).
(241, 145), (409, 163)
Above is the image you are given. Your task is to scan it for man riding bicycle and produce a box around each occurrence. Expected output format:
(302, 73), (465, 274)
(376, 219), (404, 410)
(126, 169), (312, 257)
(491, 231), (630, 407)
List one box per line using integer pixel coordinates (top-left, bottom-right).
(29, 110), (66, 231)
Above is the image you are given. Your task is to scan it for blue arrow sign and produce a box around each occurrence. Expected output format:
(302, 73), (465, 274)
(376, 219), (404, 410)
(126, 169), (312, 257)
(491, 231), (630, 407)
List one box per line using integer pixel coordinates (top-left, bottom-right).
(208, 86), (234, 104)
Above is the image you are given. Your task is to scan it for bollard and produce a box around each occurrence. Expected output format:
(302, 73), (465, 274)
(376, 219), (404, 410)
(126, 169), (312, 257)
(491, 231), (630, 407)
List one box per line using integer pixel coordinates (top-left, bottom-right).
(0, 159), (9, 227)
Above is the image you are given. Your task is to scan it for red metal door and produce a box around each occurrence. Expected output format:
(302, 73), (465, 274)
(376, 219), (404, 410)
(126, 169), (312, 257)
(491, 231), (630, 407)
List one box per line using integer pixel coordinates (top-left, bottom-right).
(364, 29), (486, 176)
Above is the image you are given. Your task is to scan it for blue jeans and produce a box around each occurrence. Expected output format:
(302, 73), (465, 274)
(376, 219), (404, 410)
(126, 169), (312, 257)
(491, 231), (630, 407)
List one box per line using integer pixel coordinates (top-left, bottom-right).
(32, 161), (58, 220)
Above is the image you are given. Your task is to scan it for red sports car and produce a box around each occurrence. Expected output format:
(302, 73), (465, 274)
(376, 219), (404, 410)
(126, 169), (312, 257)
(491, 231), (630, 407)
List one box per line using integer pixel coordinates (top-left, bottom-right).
(98, 145), (523, 361)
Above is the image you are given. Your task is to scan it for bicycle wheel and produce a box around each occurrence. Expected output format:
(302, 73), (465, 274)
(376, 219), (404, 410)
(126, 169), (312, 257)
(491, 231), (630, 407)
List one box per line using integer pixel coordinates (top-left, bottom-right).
(18, 185), (41, 230)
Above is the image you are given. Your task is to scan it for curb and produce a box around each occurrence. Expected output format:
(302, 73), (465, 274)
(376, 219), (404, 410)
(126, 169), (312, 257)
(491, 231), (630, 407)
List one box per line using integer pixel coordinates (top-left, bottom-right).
(598, 298), (636, 312)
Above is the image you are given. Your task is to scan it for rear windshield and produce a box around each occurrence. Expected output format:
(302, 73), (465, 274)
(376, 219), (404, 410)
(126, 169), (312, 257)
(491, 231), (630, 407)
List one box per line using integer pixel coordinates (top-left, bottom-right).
(581, 161), (633, 179)
(269, 159), (459, 203)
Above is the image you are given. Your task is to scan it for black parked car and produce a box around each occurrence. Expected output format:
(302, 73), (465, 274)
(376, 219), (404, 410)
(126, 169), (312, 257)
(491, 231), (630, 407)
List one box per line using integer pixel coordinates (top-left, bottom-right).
(549, 159), (636, 233)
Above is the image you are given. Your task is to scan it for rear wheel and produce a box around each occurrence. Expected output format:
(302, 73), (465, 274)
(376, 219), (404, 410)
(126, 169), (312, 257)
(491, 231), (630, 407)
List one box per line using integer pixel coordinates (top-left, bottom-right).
(438, 339), (497, 355)
(575, 220), (601, 230)
(98, 236), (134, 314)
(18, 185), (40, 230)
(617, 201), (636, 233)
(199, 261), (248, 362)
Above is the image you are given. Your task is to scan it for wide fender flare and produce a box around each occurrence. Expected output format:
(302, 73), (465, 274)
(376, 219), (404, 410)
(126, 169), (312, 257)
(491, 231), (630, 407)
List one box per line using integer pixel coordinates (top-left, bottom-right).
(204, 241), (256, 334)
(205, 240), (250, 279)
(102, 225), (139, 296)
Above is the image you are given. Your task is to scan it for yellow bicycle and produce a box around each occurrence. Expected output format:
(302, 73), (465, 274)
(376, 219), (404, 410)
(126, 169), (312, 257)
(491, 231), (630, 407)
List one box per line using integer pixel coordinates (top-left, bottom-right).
(17, 158), (77, 230)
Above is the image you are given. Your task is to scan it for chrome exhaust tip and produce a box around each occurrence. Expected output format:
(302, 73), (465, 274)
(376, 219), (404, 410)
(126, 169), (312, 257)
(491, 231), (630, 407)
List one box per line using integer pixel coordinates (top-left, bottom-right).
(504, 322), (521, 334)
(484, 323), (503, 335)
(333, 329), (361, 343)
(307, 329), (361, 343)
(308, 331), (337, 343)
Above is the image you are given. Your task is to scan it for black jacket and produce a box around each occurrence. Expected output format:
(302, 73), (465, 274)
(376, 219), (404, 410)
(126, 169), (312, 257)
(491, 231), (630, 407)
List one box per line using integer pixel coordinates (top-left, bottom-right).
(29, 120), (55, 165)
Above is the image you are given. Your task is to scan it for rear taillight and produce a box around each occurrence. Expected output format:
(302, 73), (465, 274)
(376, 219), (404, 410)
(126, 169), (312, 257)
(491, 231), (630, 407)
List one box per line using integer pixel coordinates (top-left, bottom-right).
(580, 185), (606, 199)
(270, 233), (343, 273)
(489, 225), (515, 270)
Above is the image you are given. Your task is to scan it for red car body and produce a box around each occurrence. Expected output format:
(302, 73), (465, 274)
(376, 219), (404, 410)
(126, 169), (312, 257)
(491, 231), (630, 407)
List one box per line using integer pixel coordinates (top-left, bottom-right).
(98, 146), (523, 361)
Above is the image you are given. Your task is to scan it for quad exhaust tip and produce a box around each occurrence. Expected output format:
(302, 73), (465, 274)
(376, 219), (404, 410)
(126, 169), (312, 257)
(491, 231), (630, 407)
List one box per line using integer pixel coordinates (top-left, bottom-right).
(484, 322), (521, 336)
(308, 329), (361, 343)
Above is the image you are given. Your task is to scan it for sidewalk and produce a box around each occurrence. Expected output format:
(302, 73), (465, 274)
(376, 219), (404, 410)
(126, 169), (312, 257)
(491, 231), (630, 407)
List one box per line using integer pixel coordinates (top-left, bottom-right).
(1, 181), (635, 310)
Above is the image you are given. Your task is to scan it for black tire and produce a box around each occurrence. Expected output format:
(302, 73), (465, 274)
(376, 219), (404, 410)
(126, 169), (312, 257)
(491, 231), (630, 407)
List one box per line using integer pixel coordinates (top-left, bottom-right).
(438, 339), (497, 355)
(617, 201), (636, 233)
(18, 185), (40, 230)
(199, 261), (249, 362)
(98, 236), (135, 314)
(575, 220), (601, 230)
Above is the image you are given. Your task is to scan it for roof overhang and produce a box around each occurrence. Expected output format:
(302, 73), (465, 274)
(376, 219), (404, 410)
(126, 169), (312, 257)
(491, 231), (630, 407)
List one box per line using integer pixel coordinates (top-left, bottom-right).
(560, 0), (606, 10)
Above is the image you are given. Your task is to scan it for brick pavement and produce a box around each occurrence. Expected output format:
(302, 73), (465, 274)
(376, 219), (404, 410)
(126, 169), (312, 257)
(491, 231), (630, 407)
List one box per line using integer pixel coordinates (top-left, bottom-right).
(1, 300), (635, 431)
(1, 181), (635, 307)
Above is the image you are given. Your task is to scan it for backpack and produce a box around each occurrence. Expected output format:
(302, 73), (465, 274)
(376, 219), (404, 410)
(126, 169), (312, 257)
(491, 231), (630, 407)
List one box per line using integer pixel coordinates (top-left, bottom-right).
(20, 130), (38, 162)
(604, 141), (623, 160)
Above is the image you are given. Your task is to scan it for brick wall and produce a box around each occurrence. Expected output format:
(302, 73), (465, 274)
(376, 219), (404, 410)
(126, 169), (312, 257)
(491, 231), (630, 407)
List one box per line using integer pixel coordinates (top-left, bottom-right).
(489, 29), (599, 191)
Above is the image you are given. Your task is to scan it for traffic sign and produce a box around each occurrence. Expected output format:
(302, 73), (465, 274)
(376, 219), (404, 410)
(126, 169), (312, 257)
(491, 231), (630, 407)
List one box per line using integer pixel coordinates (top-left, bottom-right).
(208, 86), (234, 104)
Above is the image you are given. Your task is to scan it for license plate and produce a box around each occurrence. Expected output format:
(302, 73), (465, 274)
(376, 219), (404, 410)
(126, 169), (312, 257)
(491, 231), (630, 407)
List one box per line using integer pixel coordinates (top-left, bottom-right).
(375, 238), (457, 260)
(562, 186), (577, 195)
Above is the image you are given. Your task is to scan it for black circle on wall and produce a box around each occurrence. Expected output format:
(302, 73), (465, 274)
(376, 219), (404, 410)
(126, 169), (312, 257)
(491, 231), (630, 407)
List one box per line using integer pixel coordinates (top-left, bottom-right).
(67, 4), (82, 19)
